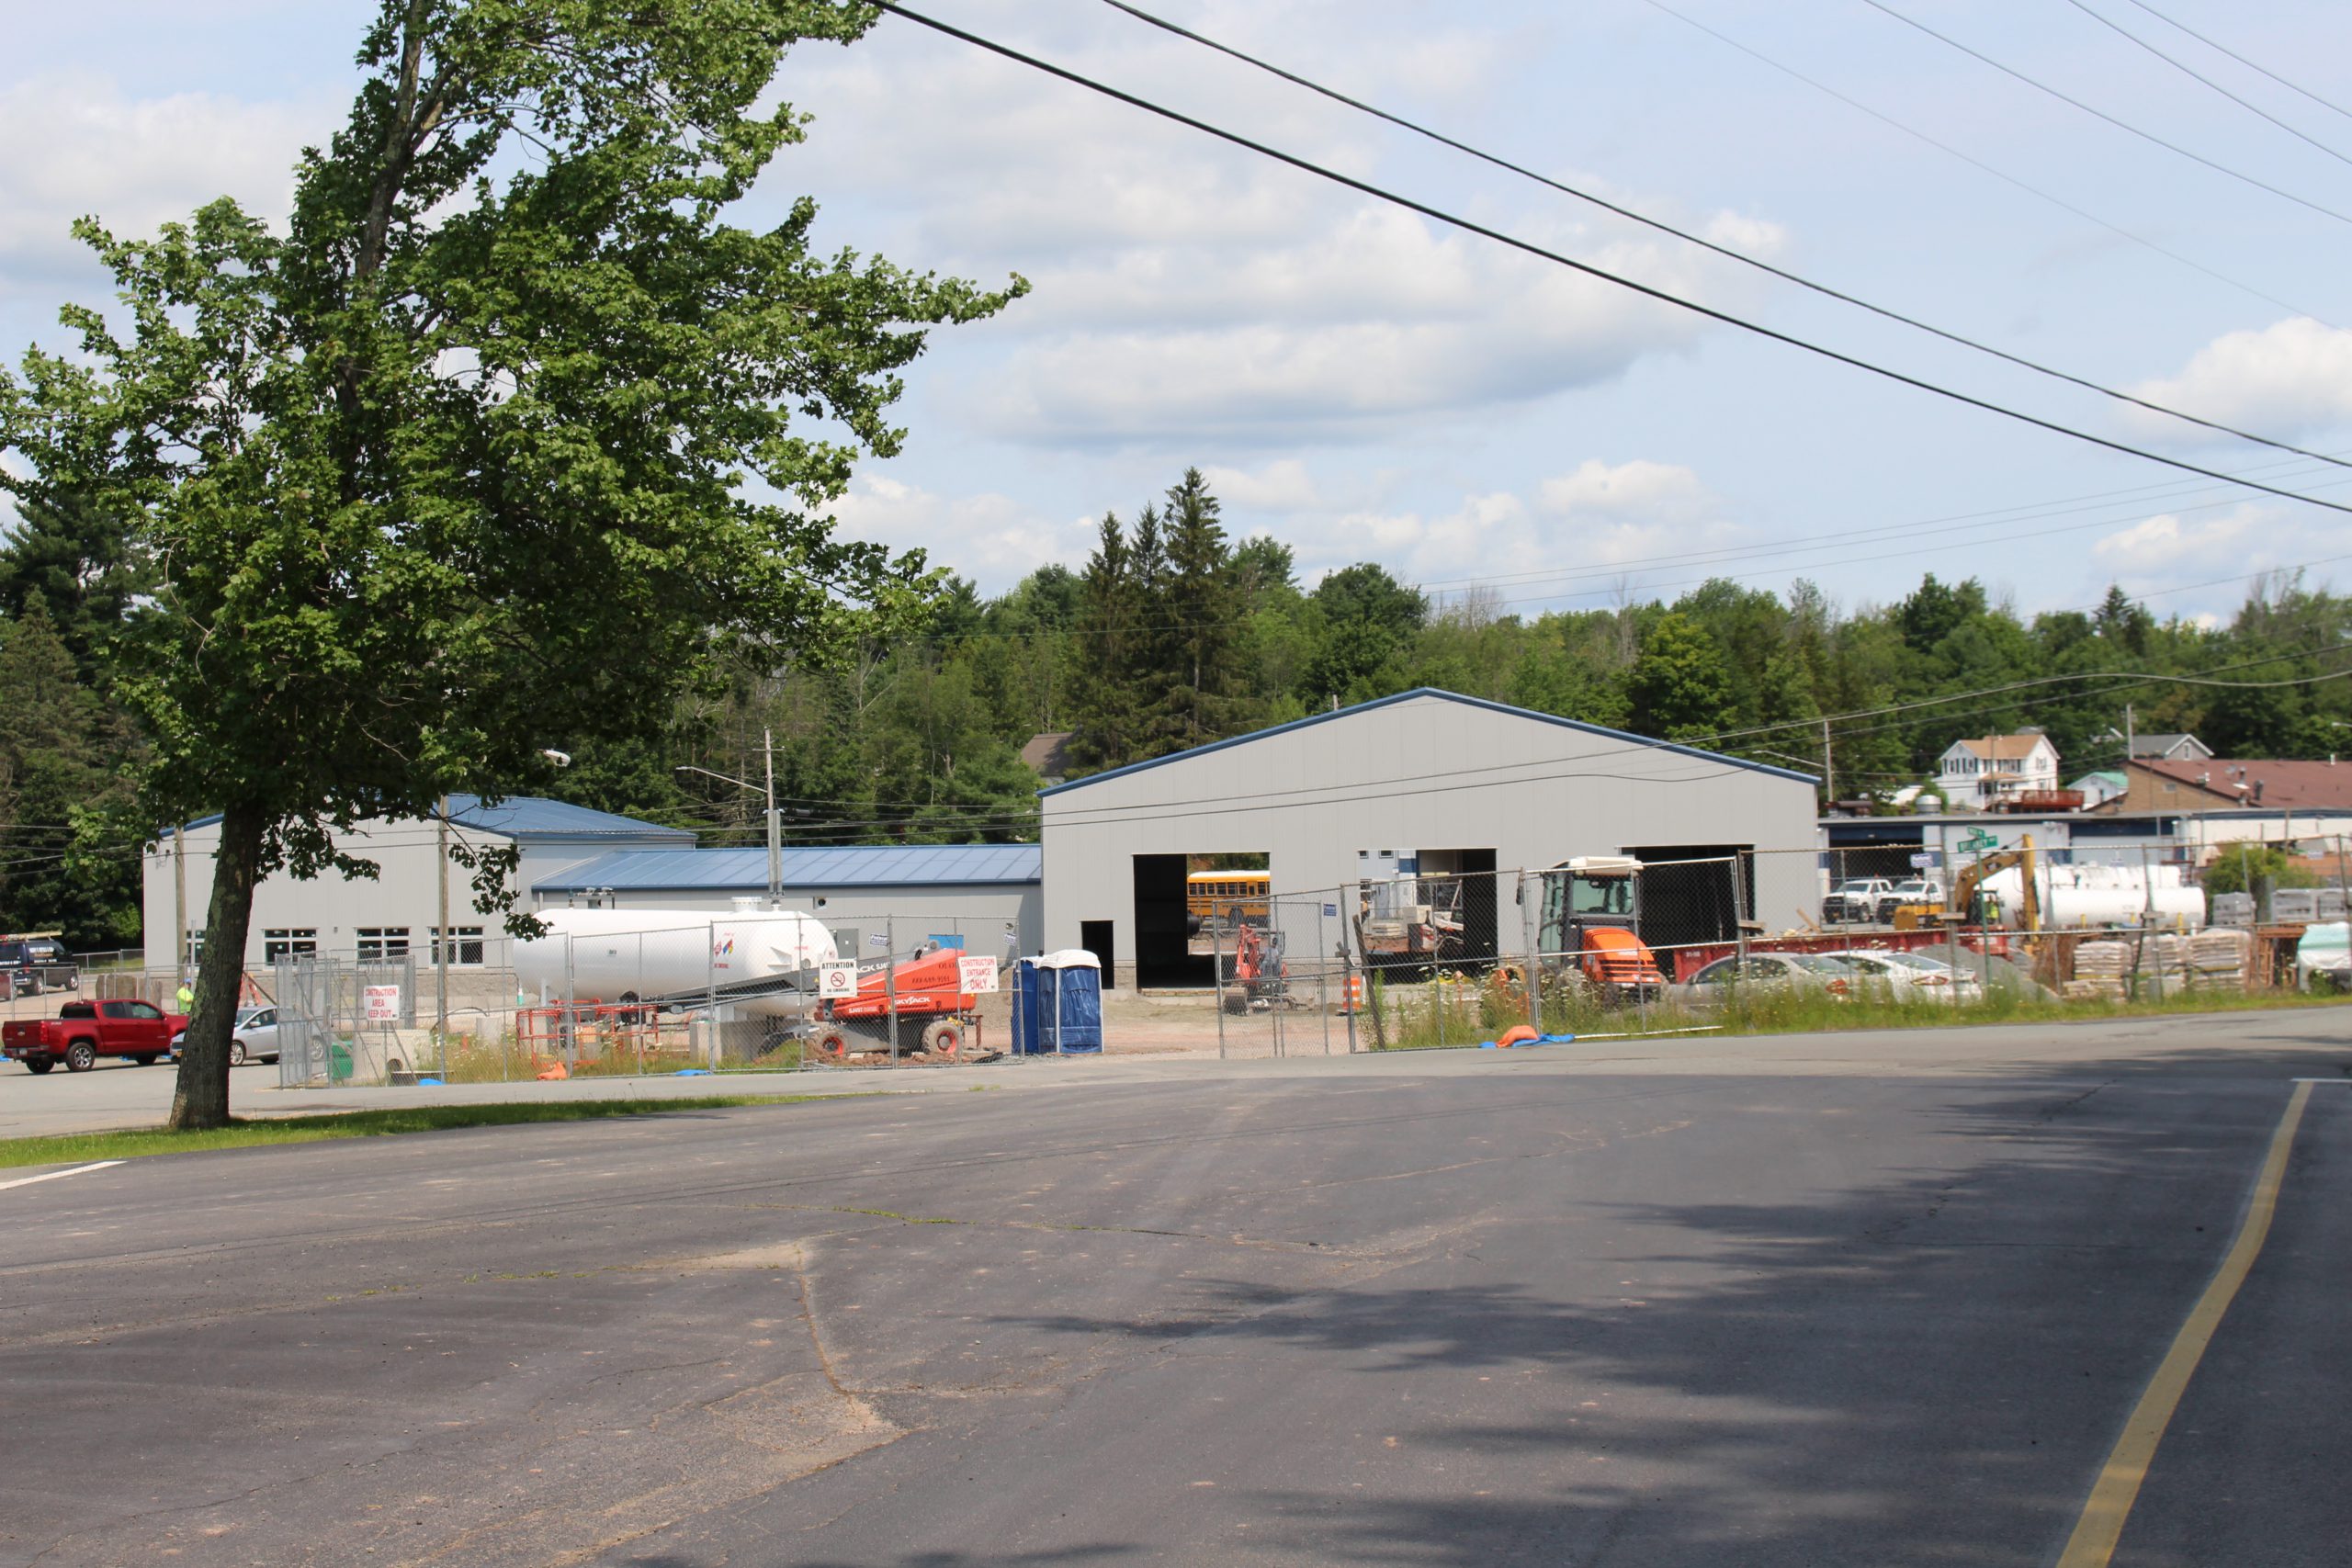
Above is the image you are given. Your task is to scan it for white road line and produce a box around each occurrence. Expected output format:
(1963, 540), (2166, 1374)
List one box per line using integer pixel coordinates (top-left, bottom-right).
(2289, 1078), (2352, 1084)
(0, 1160), (125, 1192)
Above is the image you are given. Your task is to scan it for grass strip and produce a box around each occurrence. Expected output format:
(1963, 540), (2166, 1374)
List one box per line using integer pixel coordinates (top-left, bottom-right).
(0, 1095), (833, 1170)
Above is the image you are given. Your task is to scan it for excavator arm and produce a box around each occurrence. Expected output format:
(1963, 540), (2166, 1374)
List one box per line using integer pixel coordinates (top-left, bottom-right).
(1944, 836), (2041, 933)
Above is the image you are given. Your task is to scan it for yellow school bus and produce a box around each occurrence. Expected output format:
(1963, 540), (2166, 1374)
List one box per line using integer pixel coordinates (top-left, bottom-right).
(1187, 870), (1271, 931)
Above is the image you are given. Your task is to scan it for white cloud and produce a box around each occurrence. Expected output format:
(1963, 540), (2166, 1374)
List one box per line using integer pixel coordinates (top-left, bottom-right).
(2092, 507), (2259, 572)
(0, 74), (329, 295)
(826, 474), (1097, 588)
(775, 12), (1777, 450)
(2129, 318), (2352, 442)
(1269, 457), (1737, 601)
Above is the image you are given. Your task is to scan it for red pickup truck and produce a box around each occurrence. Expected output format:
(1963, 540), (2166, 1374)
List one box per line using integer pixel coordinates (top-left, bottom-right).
(3, 1000), (188, 1074)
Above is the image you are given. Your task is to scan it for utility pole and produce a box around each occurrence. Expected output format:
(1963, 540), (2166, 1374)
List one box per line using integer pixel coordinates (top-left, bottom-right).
(1821, 716), (1835, 804)
(763, 727), (781, 909)
(2124, 702), (2134, 762)
(173, 824), (187, 979)
(436, 793), (451, 1062)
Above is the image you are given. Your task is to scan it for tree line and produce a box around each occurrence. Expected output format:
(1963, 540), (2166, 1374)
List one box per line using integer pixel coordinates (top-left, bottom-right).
(6, 460), (2351, 948)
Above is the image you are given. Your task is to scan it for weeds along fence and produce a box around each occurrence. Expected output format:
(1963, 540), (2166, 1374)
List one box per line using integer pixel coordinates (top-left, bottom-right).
(1318, 843), (2322, 1052)
(260, 911), (1024, 1087)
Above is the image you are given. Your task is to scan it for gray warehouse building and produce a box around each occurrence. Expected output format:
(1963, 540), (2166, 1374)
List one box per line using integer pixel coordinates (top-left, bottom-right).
(1040, 688), (1819, 988)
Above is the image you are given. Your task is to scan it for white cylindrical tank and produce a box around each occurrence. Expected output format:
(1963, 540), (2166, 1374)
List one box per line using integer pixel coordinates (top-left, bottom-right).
(1973, 867), (2205, 931)
(515, 907), (838, 1014)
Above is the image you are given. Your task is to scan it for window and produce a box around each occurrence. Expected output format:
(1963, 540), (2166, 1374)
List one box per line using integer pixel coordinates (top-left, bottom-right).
(431, 926), (486, 966)
(264, 928), (317, 963)
(183, 930), (204, 965)
(103, 1000), (161, 1020)
(356, 927), (411, 964)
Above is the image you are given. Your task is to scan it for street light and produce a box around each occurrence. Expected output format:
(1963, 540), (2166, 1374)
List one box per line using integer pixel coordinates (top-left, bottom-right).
(677, 727), (781, 907)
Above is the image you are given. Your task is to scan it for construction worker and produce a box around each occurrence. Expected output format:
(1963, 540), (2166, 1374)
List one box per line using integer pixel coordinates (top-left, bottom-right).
(175, 978), (195, 1012)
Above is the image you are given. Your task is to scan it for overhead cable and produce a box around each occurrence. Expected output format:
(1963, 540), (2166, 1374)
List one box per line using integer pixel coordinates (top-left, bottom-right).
(871, 3), (2352, 522)
(2062, 0), (2352, 171)
(1859, 0), (2352, 226)
(1643, 0), (2335, 327)
(2122, 0), (2352, 128)
(1098, 0), (2352, 469)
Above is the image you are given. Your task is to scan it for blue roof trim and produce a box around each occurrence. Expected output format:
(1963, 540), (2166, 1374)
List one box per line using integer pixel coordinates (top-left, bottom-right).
(157, 799), (688, 843)
(1038, 687), (1816, 795)
(535, 843), (1043, 894)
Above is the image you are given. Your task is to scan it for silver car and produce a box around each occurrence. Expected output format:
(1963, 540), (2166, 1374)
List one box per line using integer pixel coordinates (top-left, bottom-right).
(1672, 952), (1858, 1005)
(230, 1005), (282, 1066)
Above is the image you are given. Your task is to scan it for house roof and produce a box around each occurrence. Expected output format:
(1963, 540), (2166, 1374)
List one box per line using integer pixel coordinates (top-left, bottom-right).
(1039, 687), (1816, 797)
(1020, 731), (1074, 777)
(2130, 733), (2210, 759)
(535, 843), (1042, 894)
(2071, 770), (2128, 790)
(1948, 734), (2053, 761)
(2128, 758), (2352, 811)
(158, 796), (691, 843)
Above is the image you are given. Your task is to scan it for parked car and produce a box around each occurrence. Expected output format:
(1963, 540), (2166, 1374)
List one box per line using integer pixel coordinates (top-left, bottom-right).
(4, 998), (189, 1074)
(0, 935), (80, 996)
(1874, 879), (1946, 922)
(231, 1005), (283, 1066)
(1833, 949), (1981, 998)
(1672, 952), (1857, 1005)
(1822, 878), (1895, 924)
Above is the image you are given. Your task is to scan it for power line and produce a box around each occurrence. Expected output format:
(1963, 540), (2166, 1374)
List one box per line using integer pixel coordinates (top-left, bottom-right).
(871, 3), (2352, 522)
(2061, 0), (2352, 172)
(1858, 0), (2352, 227)
(2121, 0), (2352, 129)
(1642, 0), (2336, 327)
(1096, 0), (2352, 470)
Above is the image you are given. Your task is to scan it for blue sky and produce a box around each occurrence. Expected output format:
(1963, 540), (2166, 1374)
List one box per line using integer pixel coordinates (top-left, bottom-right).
(7, 0), (2352, 623)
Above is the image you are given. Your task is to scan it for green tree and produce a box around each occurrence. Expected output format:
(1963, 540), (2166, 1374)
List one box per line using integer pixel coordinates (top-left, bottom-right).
(0, 0), (1021, 1127)
(2200, 840), (2319, 897)
(1624, 611), (1736, 741)
(1157, 468), (1256, 750)
(0, 601), (141, 944)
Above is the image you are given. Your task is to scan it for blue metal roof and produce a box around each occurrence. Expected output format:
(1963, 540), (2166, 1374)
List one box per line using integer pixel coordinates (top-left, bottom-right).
(1039, 687), (1817, 795)
(535, 843), (1043, 894)
(445, 795), (692, 841)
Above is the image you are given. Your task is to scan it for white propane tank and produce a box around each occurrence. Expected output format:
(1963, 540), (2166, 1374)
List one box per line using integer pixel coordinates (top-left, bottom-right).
(514, 908), (838, 1016)
(1973, 865), (2206, 931)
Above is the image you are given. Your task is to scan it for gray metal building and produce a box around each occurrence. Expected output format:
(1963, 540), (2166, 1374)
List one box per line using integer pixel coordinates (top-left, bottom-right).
(1040, 688), (1819, 988)
(143, 795), (694, 971)
(534, 843), (1043, 957)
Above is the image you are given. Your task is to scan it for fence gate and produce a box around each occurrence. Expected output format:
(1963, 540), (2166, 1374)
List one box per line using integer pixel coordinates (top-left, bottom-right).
(274, 954), (420, 1087)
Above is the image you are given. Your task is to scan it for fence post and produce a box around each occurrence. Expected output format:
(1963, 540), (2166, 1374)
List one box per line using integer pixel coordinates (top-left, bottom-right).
(633, 932), (647, 1077)
(886, 917), (899, 1065)
(1521, 872), (1541, 1035)
(1212, 914), (1227, 1060)
(1317, 898), (1330, 1055)
(706, 921), (718, 1071)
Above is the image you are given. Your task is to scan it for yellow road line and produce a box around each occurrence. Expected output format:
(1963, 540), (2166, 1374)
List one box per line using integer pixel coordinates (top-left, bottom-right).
(2055, 1079), (2314, 1567)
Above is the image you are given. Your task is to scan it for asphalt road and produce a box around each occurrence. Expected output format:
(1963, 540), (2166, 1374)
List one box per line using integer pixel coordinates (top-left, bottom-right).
(3, 1013), (2348, 1566)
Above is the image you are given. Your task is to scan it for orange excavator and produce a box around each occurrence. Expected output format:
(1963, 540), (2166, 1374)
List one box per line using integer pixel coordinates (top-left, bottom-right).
(1532, 857), (1668, 1005)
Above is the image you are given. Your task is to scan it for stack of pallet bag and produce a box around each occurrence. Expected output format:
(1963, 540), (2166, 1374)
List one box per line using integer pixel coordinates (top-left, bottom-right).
(2065, 941), (2131, 1002)
(2187, 927), (2252, 993)
(2137, 932), (2189, 998)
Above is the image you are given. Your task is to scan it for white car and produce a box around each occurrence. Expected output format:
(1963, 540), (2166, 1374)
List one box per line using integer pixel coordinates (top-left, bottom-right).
(1834, 950), (1981, 998)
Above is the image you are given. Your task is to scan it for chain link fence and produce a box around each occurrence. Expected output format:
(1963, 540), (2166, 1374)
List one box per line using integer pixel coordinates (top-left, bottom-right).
(1340, 840), (2342, 1050)
(1204, 891), (1358, 1058)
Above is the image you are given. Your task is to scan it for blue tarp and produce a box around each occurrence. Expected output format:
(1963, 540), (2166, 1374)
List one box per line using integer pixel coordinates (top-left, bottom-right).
(1012, 956), (1103, 1055)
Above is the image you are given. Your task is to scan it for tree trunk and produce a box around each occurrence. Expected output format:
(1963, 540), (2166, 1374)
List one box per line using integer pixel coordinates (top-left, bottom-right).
(166, 801), (269, 1131)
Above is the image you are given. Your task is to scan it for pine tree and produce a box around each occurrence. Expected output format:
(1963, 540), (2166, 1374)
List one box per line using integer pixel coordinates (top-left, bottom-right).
(1155, 468), (1258, 751)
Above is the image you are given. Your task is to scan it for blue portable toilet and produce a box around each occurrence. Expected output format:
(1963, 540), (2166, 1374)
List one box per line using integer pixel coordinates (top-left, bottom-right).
(1013, 951), (1103, 1055)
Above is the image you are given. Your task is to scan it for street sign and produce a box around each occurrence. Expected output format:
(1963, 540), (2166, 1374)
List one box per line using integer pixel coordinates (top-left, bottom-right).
(957, 955), (1000, 993)
(817, 963), (857, 998)
(1960, 829), (1998, 852)
(364, 985), (401, 1022)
